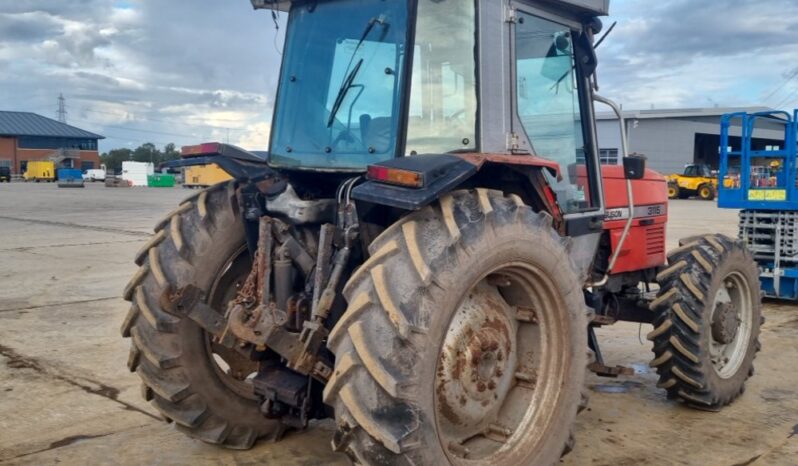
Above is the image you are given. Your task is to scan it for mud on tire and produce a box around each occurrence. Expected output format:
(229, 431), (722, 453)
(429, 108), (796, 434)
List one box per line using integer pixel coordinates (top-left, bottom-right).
(324, 189), (589, 465)
(120, 181), (281, 449)
(649, 234), (762, 409)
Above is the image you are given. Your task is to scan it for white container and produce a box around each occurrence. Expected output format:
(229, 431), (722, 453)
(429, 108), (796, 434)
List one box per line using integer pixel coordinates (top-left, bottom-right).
(122, 161), (154, 187)
(83, 169), (107, 182)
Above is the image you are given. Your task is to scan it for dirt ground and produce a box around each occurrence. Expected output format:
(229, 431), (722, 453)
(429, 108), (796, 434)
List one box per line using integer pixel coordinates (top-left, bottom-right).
(0, 182), (796, 465)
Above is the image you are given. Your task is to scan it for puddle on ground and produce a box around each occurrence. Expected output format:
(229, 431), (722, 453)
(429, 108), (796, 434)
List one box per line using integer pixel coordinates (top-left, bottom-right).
(590, 381), (645, 394)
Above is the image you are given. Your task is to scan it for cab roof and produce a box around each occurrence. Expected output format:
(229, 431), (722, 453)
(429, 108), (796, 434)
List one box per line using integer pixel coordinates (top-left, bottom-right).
(251, 0), (609, 16)
(551, 0), (609, 16)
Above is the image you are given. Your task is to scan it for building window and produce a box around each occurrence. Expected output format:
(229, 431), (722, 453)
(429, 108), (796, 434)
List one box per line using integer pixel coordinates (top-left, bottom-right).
(599, 148), (619, 165)
(81, 161), (95, 171)
(17, 137), (97, 151)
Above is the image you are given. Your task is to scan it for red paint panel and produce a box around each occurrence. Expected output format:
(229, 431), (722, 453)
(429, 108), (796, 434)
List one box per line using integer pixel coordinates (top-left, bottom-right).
(601, 166), (669, 273)
(456, 153), (562, 175)
(601, 166), (668, 210)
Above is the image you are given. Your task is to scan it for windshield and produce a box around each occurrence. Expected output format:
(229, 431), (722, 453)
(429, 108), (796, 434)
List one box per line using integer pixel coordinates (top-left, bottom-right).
(269, 0), (410, 170)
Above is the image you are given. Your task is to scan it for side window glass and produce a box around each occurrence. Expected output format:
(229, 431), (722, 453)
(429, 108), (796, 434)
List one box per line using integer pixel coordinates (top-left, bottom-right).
(514, 12), (591, 213)
(405, 0), (477, 155)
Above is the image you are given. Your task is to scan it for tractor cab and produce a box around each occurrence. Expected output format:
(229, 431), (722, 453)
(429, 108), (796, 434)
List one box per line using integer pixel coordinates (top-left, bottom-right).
(682, 164), (712, 178)
(257, 0), (609, 218)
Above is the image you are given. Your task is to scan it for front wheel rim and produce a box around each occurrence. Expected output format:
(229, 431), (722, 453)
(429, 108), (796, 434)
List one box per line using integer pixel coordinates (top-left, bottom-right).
(709, 271), (753, 379)
(435, 263), (568, 463)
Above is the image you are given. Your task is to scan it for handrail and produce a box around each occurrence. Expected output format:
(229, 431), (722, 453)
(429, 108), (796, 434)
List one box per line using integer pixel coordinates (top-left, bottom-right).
(589, 94), (633, 288)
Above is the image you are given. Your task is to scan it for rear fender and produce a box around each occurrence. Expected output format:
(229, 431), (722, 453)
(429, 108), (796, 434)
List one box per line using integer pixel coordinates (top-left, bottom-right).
(352, 153), (560, 207)
(351, 154), (478, 211)
(351, 153), (569, 233)
(162, 143), (278, 183)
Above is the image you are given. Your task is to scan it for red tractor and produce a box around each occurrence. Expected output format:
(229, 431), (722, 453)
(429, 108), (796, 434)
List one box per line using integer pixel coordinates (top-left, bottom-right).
(122, 0), (762, 464)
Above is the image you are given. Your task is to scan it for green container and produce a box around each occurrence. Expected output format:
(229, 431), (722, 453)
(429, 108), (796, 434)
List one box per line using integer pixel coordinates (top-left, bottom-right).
(147, 174), (175, 188)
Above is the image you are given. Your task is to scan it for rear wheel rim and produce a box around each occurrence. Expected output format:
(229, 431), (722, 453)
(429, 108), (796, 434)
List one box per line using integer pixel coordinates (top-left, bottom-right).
(435, 263), (567, 463)
(709, 271), (753, 379)
(206, 248), (260, 400)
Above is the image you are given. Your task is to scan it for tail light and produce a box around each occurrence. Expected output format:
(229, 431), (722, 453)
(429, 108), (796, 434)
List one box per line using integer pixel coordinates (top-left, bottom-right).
(367, 165), (424, 188)
(182, 143), (222, 157)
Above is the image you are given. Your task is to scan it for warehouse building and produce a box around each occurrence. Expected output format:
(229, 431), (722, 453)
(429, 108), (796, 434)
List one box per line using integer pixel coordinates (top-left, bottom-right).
(0, 111), (104, 175)
(596, 107), (786, 174)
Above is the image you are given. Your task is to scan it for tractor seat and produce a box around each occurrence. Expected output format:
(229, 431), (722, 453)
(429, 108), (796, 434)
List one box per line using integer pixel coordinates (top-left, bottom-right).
(360, 115), (393, 153)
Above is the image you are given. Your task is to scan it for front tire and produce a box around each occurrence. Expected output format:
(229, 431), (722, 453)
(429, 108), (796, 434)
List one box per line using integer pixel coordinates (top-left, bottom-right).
(121, 181), (281, 448)
(667, 182), (680, 200)
(325, 190), (589, 465)
(698, 184), (715, 201)
(649, 234), (761, 409)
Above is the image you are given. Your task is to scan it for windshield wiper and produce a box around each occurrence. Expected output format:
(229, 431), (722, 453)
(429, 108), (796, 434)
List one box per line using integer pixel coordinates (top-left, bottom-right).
(327, 58), (364, 128)
(327, 15), (387, 128)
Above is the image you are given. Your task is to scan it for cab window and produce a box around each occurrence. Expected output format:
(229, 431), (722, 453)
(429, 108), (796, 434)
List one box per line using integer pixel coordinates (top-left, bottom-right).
(405, 0), (477, 155)
(514, 11), (592, 214)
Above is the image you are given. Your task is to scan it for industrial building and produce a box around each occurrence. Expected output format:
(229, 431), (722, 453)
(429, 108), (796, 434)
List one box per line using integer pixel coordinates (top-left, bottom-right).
(596, 107), (786, 174)
(0, 111), (104, 175)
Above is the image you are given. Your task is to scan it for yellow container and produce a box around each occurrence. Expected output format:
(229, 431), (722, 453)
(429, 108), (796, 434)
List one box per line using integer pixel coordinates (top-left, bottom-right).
(184, 164), (232, 188)
(24, 161), (56, 182)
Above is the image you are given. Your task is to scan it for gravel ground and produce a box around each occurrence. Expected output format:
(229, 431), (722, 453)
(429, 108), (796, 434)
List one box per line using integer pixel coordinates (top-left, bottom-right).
(0, 182), (796, 465)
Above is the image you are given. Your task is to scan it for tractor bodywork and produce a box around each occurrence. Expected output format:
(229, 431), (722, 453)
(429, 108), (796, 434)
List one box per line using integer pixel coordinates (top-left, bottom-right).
(257, 0), (612, 279)
(125, 1), (762, 463)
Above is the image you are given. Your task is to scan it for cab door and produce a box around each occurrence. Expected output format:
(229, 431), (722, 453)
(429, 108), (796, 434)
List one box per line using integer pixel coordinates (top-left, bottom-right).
(509, 3), (604, 233)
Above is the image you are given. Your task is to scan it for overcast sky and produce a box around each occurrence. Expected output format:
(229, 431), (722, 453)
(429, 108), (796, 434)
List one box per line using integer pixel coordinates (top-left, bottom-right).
(2, 0), (798, 152)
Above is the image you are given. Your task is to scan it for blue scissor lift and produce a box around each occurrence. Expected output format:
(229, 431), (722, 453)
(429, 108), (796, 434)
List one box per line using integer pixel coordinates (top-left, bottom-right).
(718, 110), (798, 299)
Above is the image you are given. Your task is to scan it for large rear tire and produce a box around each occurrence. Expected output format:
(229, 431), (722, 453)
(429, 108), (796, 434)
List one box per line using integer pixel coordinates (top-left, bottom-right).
(325, 189), (589, 465)
(649, 234), (761, 409)
(121, 181), (282, 449)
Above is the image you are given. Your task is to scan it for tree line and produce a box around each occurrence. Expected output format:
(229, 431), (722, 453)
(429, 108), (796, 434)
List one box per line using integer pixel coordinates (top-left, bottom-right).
(100, 142), (182, 172)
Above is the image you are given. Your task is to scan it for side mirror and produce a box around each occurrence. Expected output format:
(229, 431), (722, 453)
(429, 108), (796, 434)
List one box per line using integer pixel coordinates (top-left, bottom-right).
(623, 155), (646, 180)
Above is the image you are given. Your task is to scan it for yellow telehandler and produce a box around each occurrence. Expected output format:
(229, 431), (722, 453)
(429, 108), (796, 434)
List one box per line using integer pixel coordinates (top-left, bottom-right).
(666, 164), (717, 200)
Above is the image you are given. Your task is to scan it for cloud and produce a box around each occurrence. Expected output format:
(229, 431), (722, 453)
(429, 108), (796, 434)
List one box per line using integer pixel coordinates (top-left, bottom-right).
(612, 0), (798, 59)
(0, 1), (111, 18)
(598, 0), (798, 109)
(1, 0), (798, 153)
(0, 11), (64, 42)
(0, 0), (283, 151)
(237, 122), (272, 150)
